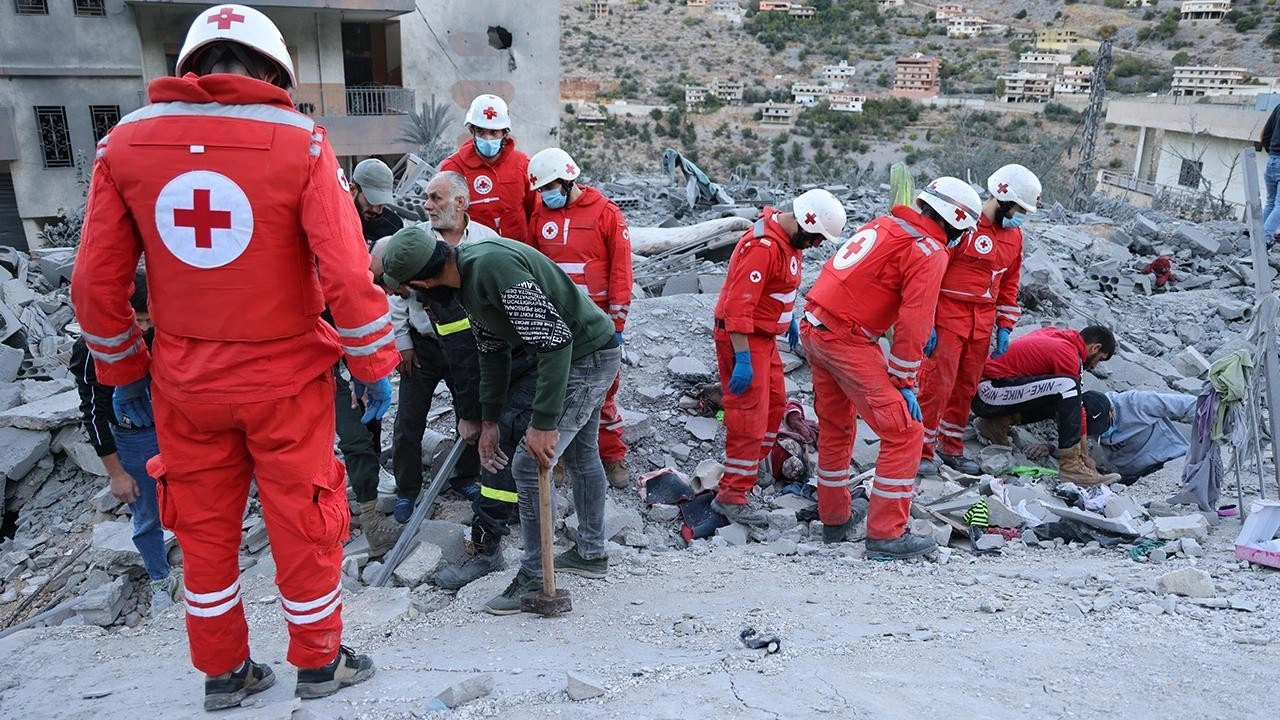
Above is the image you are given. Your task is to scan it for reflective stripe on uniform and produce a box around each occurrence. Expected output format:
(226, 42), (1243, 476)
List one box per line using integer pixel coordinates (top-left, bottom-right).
(341, 330), (396, 356)
(281, 583), (342, 625)
(117, 101), (316, 132)
(82, 327), (136, 347)
(185, 579), (241, 619)
(435, 317), (471, 335)
(88, 337), (144, 364)
(335, 312), (391, 339)
(481, 484), (518, 504)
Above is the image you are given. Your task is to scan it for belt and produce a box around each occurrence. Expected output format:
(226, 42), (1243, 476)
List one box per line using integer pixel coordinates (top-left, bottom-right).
(597, 333), (619, 351)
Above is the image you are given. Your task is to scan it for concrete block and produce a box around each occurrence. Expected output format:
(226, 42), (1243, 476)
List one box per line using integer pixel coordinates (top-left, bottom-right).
(1154, 514), (1210, 542)
(974, 533), (1005, 551)
(778, 351), (803, 373)
(411, 520), (467, 565)
(693, 459), (724, 490)
(63, 439), (108, 477)
(566, 672), (606, 701)
(684, 415), (720, 442)
(1, 279), (37, 308)
(392, 541), (443, 587)
(603, 498), (644, 542)
(661, 272), (700, 296)
(435, 674), (494, 709)
(1217, 300), (1252, 322)
(1173, 225), (1220, 256)
(1157, 567), (1214, 598)
(1133, 213), (1161, 239)
(620, 408), (652, 444)
(0, 385), (21, 412)
(768, 508), (799, 531)
(90, 486), (122, 514)
(242, 517), (270, 554)
(0, 344), (23, 384)
(0, 427), (50, 480)
(716, 522), (749, 546)
(73, 575), (129, 626)
(697, 274), (726, 295)
(667, 356), (711, 379)
(19, 378), (74, 404)
(1171, 346), (1211, 378)
(0, 390), (81, 430)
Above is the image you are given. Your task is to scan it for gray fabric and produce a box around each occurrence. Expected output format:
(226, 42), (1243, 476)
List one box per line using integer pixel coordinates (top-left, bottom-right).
(1099, 391), (1196, 477)
(1168, 386), (1223, 512)
(512, 346), (622, 577)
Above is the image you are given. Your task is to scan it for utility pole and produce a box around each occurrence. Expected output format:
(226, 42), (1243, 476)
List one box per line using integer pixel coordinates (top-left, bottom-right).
(1071, 39), (1113, 211)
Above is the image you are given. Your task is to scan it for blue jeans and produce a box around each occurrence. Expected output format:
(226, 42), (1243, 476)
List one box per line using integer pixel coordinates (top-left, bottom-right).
(512, 346), (622, 578)
(1263, 154), (1280, 242)
(113, 426), (170, 581)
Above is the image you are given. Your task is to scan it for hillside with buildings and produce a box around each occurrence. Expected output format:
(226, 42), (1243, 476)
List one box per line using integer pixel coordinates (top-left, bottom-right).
(559, 0), (1280, 215)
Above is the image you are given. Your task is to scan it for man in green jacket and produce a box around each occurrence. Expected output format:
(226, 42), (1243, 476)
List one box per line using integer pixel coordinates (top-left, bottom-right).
(380, 227), (622, 614)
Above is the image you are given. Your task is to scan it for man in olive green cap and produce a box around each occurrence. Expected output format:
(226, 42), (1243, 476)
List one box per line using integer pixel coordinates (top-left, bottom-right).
(380, 227), (622, 615)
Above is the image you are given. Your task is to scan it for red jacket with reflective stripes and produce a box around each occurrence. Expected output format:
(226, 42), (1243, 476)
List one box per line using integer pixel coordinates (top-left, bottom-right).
(713, 208), (803, 337)
(70, 73), (398, 403)
(440, 138), (536, 244)
(805, 205), (949, 389)
(935, 213), (1023, 335)
(982, 327), (1086, 381)
(528, 185), (633, 332)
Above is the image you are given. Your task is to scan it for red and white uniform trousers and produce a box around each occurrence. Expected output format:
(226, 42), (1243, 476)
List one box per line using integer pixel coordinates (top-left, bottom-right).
(713, 329), (785, 504)
(919, 309), (993, 459)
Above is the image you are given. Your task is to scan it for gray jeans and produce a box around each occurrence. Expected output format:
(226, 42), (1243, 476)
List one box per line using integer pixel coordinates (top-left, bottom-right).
(512, 345), (622, 577)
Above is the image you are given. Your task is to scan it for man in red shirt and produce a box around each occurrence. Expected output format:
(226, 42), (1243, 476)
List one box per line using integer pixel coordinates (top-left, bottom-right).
(439, 94), (537, 244)
(918, 164), (1040, 475)
(527, 147), (635, 488)
(712, 190), (846, 527)
(972, 325), (1120, 485)
(70, 5), (398, 709)
(801, 177), (981, 557)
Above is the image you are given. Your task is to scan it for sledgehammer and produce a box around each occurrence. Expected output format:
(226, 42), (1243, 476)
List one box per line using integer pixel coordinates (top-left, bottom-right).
(520, 463), (572, 616)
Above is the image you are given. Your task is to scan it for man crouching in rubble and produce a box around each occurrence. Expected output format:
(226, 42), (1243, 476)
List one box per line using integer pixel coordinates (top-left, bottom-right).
(971, 326), (1120, 485)
(377, 226), (620, 615)
(710, 189), (846, 527)
(1081, 389), (1197, 484)
(802, 177), (982, 559)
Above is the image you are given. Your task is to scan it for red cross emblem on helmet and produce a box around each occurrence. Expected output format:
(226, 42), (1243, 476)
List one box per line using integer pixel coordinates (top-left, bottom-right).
(566, 163), (576, 175)
(483, 106), (498, 120)
(529, 173), (538, 186)
(208, 6), (246, 30)
(804, 212), (817, 226)
(997, 182), (1009, 195)
(954, 209), (967, 222)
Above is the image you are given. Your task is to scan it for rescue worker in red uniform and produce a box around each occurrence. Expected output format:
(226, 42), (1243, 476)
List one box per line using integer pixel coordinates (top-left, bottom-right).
(526, 147), (635, 488)
(711, 190), (846, 527)
(918, 164), (1041, 475)
(69, 5), (399, 710)
(439, 94), (537, 244)
(801, 177), (982, 557)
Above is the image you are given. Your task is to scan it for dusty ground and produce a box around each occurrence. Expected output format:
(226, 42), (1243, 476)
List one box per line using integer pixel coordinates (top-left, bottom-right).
(2, 454), (1278, 720)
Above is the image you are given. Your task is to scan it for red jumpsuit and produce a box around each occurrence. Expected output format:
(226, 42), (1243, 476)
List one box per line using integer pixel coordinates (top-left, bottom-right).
(70, 74), (399, 675)
(800, 206), (948, 539)
(712, 210), (801, 504)
(440, 138), (536, 244)
(529, 185), (633, 462)
(918, 213), (1023, 459)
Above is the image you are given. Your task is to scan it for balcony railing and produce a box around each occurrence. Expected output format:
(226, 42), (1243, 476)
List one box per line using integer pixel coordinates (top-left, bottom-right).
(346, 86), (415, 117)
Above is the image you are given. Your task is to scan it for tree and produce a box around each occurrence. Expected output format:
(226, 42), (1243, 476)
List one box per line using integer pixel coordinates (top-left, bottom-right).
(399, 96), (455, 164)
(995, 78), (1006, 98)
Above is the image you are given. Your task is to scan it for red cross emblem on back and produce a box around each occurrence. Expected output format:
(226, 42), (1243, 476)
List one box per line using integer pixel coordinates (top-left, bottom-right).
(173, 189), (232, 249)
(804, 212), (816, 226)
(997, 182), (1009, 194)
(208, 7), (246, 30)
(483, 106), (498, 120)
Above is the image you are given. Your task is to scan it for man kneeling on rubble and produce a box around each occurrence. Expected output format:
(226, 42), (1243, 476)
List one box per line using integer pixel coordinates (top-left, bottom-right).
(377, 226), (621, 615)
(1081, 390), (1197, 484)
(971, 325), (1120, 485)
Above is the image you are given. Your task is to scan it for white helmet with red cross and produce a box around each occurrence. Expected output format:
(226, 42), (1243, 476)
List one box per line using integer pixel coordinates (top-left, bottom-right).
(466, 94), (512, 131)
(177, 4), (296, 89)
(987, 163), (1042, 214)
(528, 147), (581, 190)
(792, 188), (846, 242)
(918, 176), (981, 231)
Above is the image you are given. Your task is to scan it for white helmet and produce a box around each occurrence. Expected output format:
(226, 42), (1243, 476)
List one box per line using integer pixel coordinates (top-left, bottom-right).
(987, 163), (1042, 214)
(528, 147), (581, 190)
(466, 94), (511, 130)
(918, 176), (981, 231)
(176, 4), (296, 88)
(792, 189), (846, 242)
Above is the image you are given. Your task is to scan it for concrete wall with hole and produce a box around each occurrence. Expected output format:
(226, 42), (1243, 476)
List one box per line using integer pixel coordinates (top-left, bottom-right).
(399, 2), (561, 154)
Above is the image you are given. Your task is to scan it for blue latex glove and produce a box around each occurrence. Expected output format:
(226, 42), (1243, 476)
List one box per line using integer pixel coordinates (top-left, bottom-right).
(786, 317), (800, 352)
(616, 331), (624, 345)
(923, 328), (937, 357)
(899, 387), (923, 422)
(112, 377), (153, 428)
(992, 327), (1011, 358)
(355, 377), (393, 424)
(727, 350), (753, 395)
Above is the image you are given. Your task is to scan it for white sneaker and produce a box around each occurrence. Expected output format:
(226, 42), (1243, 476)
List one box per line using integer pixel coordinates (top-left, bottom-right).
(150, 574), (179, 612)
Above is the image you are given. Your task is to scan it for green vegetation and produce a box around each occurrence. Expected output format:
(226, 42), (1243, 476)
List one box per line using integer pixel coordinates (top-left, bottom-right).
(1109, 55), (1172, 93)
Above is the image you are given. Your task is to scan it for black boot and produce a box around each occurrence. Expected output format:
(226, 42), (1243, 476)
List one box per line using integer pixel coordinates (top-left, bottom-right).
(204, 659), (275, 711)
(822, 497), (869, 544)
(432, 526), (506, 591)
(295, 645), (375, 700)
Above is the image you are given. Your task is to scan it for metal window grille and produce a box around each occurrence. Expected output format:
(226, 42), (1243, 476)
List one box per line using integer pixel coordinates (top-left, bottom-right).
(15, 0), (48, 15)
(73, 0), (105, 16)
(89, 105), (120, 142)
(34, 106), (74, 168)
(1177, 159), (1203, 189)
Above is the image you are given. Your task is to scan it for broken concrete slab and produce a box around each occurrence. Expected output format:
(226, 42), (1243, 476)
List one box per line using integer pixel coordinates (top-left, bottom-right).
(73, 575), (129, 626)
(693, 459), (724, 490)
(1157, 567), (1215, 598)
(1216, 300), (1252, 322)
(620, 408), (653, 444)
(435, 674), (494, 709)
(1171, 346), (1210, 378)
(0, 344), (22, 384)
(0, 427), (50, 480)
(1042, 504), (1148, 537)
(393, 541), (443, 587)
(0, 390), (81, 430)
(667, 356), (711, 379)
(1172, 224), (1220, 256)
(716, 522), (749, 546)
(566, 672), (606, 701)
(343, 586), (411, 625)
(411, 520), (467, 565)
(1154, 514), (1210, 542)
(684, 415), (720, 442)
(62, 439), (107, 477)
